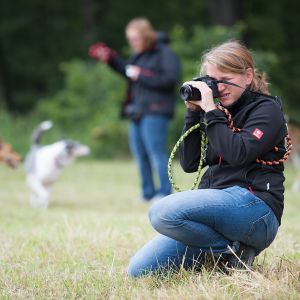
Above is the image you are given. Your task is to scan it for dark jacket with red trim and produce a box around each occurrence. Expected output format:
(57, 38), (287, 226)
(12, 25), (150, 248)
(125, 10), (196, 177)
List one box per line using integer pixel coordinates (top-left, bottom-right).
(107, 38), (181, 119)
(179, 90), (287, 224)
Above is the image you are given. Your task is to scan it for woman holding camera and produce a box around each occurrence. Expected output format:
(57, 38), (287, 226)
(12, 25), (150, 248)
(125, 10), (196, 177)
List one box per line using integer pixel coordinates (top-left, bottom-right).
(127, 40), (288, 277)
(89, 18), (181, 202)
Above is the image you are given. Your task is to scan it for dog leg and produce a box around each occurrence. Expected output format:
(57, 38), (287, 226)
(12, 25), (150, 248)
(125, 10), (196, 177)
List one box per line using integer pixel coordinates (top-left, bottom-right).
(27, 176), (51, 208)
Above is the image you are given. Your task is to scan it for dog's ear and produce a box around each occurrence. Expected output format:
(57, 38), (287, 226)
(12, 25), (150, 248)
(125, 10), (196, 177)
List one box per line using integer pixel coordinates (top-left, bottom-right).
(65, 140), (78, 154)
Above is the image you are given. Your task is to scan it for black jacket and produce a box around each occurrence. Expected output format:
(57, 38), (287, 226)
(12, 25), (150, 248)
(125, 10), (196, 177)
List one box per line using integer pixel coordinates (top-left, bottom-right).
(107, 38), (181, 119)
(179, 90), (287, 224)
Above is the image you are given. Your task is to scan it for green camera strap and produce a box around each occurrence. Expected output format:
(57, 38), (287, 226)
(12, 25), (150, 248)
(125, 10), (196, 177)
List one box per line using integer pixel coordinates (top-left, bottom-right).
(168, 123), (208, 192)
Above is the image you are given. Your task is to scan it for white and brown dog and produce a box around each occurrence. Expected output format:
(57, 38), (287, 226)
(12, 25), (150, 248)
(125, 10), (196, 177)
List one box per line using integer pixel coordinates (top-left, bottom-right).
(25, 121), (90, 208)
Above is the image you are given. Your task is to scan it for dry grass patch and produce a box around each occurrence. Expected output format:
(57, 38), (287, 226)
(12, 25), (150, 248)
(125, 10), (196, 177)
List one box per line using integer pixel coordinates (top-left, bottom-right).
(0, 160), (299, 299)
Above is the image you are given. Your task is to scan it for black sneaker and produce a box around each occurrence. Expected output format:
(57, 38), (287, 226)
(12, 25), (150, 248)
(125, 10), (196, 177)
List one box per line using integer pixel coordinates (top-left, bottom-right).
(222, 243), (257, 270)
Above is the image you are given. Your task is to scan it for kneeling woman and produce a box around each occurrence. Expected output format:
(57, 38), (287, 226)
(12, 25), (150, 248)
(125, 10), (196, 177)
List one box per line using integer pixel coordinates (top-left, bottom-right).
(128, 40), (289, 277)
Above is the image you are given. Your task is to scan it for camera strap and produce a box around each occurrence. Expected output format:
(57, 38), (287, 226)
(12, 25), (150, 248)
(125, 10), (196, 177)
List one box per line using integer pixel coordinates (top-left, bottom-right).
(214, 79), (242, 88)
(168, 123), (208, 192)
(215, 80), (280, 101)
(216, 104), (292, 166)
(168, 101), (292, 192)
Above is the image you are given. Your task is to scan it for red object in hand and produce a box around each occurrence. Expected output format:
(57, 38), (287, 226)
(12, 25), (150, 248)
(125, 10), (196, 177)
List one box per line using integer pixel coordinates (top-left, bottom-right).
(88, 42), (117, 62)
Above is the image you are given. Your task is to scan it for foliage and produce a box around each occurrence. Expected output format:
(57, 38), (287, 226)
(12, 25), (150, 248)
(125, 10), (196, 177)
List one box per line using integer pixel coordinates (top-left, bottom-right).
(0, 0), (207, 112)
(1, 0), (300, 119)
(1, 24), (282, 158)
(171, 23), (245, 78)
(36, 60), (130, 158)
(0, 110), (36, 155)
(0, 0), (86, 111)
(243, 0), (300, 118)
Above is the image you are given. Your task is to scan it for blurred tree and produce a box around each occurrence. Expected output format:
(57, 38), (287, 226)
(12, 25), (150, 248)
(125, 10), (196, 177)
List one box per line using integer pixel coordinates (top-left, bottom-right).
(0, 0), (206, 112)
(207, 0), (244, 26)
(82, 0), (97, 43)
(204, 0), (300, 117)
(0, 0), (299, 118)
(243, 0), (300, 118)
(0, 41), (10, 108)
(0, 0), (86, 111)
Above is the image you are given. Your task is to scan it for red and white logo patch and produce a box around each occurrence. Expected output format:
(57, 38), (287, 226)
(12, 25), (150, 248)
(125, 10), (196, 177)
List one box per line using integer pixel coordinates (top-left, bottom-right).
(252, 128), (264, 140)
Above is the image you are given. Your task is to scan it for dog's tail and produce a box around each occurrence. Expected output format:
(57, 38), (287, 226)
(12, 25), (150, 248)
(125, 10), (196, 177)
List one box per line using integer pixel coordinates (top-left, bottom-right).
(31, 120), (53, 145)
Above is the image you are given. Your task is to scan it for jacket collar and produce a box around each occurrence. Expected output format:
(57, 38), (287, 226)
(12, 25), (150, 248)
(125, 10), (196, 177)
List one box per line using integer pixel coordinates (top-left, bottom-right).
(130, 43), (157, 64)
(220, 88), (254, 115)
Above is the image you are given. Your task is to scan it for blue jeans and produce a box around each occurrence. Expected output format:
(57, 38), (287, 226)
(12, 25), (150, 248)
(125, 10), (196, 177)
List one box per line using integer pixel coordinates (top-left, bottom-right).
(127, 186), (279, 277)
(129, 115), (171, 199)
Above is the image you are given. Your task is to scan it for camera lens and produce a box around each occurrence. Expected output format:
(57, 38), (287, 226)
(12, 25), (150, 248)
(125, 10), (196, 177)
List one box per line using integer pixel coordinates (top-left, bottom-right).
(179, 85), (192, 101)
(179, 84), (202, 101)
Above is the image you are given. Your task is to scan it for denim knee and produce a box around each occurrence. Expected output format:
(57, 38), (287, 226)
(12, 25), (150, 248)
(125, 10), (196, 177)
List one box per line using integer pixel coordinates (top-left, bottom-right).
(127, 251), (159, 278)
(127, 258), (144, 278)
(148, 199), (168, 232)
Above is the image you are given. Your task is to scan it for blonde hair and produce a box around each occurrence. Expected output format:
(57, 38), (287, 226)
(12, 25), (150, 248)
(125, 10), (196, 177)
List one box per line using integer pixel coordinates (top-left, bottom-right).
(125, 17), (156, 51)
(200, 40), (270, 94)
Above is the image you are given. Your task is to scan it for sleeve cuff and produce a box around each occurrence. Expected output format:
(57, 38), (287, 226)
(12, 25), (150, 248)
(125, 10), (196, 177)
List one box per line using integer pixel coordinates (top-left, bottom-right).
(186, 108), (205, 118)
(205, 109), (227, 125)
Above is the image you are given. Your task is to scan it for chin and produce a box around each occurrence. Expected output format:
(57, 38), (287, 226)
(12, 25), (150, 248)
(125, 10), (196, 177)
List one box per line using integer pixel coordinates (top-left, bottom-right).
(219, 96), (236, 107)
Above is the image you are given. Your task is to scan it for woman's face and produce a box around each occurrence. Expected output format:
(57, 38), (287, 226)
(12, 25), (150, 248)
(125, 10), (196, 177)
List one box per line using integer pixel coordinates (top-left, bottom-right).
(206, 64), (253, 107)
(126, 28), (144, 53)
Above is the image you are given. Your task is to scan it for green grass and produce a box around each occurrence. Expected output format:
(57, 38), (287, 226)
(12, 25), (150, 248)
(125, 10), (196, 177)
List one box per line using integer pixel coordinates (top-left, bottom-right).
(0, 160), (299, 299)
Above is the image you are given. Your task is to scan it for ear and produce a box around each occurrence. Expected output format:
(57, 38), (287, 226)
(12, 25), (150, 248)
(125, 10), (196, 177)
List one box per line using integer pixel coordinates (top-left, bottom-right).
(65, 141), (77, 154)
(245, 68), (254, 85)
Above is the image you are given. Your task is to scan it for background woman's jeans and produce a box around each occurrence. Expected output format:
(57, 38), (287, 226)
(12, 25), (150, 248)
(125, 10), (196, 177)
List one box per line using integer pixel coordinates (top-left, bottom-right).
(128, 186), (279, 277)
(129, 115), (171, 199)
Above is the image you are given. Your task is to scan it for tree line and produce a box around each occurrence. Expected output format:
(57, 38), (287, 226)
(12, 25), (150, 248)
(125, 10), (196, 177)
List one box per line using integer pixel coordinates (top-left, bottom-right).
(0, 0), (299, 117)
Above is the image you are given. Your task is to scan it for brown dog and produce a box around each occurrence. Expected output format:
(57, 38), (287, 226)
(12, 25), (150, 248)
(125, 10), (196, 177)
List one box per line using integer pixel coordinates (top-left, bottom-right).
(0, 138), (22, 168)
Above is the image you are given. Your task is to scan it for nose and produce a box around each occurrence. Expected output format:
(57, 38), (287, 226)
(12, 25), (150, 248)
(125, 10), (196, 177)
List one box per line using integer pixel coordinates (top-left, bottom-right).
(217, 82), (226, 92)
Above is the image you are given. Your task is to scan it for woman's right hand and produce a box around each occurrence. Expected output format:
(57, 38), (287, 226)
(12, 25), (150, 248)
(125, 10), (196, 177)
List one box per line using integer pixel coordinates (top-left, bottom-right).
(88, 43), (116, 62)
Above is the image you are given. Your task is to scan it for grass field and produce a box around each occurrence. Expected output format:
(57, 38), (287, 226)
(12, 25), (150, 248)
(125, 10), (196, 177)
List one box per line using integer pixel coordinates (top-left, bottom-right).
(0, 160), (299, 299)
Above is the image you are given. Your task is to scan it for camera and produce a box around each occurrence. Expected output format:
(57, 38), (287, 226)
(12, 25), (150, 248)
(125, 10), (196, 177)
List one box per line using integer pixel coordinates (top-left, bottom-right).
(179, 75), (219, 101)
(125, 65), (135, 77)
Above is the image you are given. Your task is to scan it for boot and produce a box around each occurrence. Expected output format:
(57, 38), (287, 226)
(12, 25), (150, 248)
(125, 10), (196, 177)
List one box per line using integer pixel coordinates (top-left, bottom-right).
(225, 243), (256, 269)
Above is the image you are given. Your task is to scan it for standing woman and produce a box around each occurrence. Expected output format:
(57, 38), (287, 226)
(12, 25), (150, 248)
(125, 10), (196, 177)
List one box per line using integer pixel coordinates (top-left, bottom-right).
(128, 40), (289, 277)
(89, 18), (181, 201)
